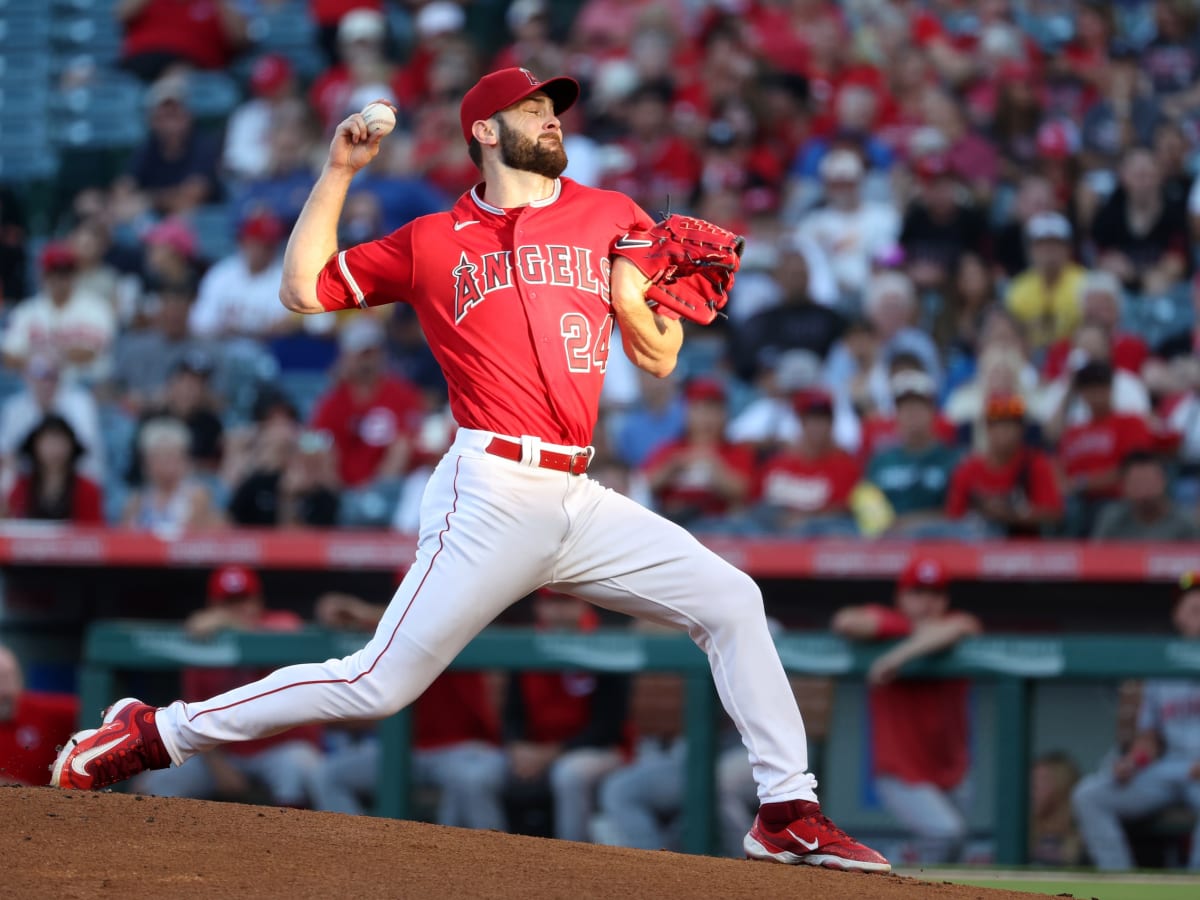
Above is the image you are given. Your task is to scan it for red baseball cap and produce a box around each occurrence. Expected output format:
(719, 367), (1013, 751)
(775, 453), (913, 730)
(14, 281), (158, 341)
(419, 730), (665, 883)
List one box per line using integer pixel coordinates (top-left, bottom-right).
(250, 54), (293, 97)
(238, 211), (285, 244)
(40, 241), (78, 273)
(898, 556), (949, 592)
(207, 565), (263, 603)
(685, 378), (726, 404)
(459, 67), (579, 144)
(792, 388), (834, 416)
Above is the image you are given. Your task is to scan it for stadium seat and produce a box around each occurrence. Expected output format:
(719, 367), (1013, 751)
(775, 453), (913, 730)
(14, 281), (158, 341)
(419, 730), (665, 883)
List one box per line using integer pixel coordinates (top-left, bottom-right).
(337, 477), (405, 529)
(188, 204), (236, 263)
(219, 339), (282, 423)
(187, 71), (242, 125)
(276, 370), (331, 420)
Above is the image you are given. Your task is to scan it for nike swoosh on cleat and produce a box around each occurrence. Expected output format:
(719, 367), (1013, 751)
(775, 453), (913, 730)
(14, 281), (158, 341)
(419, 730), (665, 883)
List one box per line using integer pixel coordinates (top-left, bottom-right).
(70, 734), (131, 777)
(614, 235), (654, 250)
(785, 827), (819, 851)
(454, 220), (480, 231)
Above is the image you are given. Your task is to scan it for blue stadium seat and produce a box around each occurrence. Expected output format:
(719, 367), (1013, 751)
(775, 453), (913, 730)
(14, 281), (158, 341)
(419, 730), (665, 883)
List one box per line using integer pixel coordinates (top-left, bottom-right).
(277, 370), (331, 420)
(188, 204), (236, 263)
(337, 478), (404, 529)
(49, 75), (145, 148)
(187, 71), (242, 123)
(98, 402), (136, 486)
(1123, 285), (1194, 349)
(219, 339), (282, 423)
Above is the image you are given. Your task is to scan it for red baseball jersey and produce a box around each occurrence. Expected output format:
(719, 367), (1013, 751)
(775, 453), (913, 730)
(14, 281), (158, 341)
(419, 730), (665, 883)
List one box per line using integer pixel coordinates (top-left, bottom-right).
(310, 375), (426, 487)
(861, 605), (970, 789)
(758, 449), (861, 512)
(945, 450), (1063, 519)
(317, 178), (653, 447)
(1058, 413), (1152, 497)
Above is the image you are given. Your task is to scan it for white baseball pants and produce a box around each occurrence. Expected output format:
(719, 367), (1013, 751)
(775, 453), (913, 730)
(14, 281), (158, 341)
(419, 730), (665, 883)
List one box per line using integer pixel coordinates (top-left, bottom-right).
(156, 429), (819, 804)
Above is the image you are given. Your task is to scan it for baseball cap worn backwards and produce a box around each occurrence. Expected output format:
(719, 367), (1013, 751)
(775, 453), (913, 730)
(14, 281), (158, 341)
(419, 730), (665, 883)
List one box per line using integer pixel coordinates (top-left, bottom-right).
(460, 67), (579, 144)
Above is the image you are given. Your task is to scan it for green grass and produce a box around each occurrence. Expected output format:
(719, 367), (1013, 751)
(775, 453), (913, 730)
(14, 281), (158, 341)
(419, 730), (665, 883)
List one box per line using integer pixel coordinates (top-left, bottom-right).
(928, 874), (1200, 900)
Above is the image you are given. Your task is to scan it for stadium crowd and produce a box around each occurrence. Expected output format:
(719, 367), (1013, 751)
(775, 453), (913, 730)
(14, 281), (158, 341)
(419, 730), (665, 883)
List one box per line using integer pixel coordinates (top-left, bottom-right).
(2, 0), (1200, 542)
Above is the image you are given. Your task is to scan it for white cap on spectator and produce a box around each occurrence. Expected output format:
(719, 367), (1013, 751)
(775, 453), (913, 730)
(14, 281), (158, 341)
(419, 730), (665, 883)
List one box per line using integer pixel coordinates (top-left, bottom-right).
(1026, 211), (1072, 242)
(820, 149), (863, 182)
(507, 0), (546, 31)
(146, 74), (188, 108)
(339, 8), (386, 44)
(891, 370), (937, 401)
(416, 1), (465, 38)
(774, 350), (822, 392)
(339, 316), (386, 355)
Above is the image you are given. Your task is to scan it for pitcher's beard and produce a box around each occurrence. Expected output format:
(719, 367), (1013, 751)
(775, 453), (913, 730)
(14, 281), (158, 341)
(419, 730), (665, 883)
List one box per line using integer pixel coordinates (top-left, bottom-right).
(497, 118), (568, 179)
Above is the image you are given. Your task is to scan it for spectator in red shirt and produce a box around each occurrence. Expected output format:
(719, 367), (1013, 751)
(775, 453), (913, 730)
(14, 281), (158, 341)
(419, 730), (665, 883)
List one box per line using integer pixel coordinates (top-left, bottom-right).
(6, 414), (104, 524)
(946, 394), (1063, 537)
(1056, 361), (1153, 535)
(0, 643), (78, 786)
(310, 316), (426, 489)
(304, 581), (507, 828)
(1041, 272), (1148, 383)
(641, 379), (756, 526)
(755, 389), (861, 536)
(832, 556), (982, 864)
(131, 566), (324, 806)
(118, 0), (247, 82)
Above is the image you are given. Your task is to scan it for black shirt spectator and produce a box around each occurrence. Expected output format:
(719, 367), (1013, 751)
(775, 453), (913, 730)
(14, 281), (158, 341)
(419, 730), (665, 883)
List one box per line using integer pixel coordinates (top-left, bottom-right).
(901, 156), (989, 293)
(125, 77), (222, 217)
(0, 186), (27, 304)
(730, 244), (845, 382)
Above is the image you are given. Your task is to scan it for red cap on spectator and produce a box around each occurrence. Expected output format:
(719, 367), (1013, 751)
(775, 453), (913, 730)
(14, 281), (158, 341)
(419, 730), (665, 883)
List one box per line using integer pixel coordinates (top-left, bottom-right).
(913, 152), (952, 181)
(145, 218), (198, 259)
(459, 67), (579, 144)
(40, 241), (78, 273)
(1036, 120), (1077, 160)
(207, 565), (262, 604)
(250, 54), (293, 97)
(685, 378), (726, 404)
(898, 557), (949, 592)
(792, 388), (834, 416)
(239, 212), (285, 244)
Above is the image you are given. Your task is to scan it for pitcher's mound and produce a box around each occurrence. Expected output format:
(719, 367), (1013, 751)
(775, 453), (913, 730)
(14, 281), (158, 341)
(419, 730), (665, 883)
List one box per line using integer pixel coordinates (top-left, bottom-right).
(3, 787), (1042, 899)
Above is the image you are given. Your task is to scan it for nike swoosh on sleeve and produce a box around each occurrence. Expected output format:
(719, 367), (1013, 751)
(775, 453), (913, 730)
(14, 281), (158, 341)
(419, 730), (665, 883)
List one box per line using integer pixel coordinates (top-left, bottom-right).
(614, 235), (654, 250)
(454, 221), (480, 231)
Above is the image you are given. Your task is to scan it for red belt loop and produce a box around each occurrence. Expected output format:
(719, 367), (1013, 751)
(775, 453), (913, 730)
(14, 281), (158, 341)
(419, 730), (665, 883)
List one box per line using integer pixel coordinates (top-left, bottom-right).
(485, 437), (593, 475)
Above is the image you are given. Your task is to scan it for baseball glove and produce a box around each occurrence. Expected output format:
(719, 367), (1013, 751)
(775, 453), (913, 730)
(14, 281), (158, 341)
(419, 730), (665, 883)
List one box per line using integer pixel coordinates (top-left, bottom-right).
(611, 214), (745, 325)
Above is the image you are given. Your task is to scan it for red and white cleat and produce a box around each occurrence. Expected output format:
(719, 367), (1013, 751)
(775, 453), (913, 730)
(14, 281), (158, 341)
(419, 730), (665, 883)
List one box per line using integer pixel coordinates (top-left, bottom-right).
(744, 801), (891, 873)
(50, 697), (171, 790)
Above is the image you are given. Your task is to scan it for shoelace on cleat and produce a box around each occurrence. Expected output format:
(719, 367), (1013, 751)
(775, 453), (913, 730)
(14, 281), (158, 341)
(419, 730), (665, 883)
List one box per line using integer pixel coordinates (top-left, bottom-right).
(87, 739), (149, 789)
(794, 812), (853, 846)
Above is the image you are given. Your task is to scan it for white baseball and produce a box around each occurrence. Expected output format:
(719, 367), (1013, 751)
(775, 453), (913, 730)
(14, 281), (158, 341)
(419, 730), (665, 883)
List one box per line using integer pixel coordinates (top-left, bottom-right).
(361, 102), (396, 137)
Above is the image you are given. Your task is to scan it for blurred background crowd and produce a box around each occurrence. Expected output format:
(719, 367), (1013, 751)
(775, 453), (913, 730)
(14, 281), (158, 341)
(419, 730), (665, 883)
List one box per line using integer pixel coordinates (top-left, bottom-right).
(3, 0), (1200, 542)
(3, 0), (1200, 870)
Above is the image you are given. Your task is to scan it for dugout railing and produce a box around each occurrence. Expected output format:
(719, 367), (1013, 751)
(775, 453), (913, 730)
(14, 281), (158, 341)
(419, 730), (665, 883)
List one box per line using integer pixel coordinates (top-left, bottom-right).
(76, 623), (1200, 863)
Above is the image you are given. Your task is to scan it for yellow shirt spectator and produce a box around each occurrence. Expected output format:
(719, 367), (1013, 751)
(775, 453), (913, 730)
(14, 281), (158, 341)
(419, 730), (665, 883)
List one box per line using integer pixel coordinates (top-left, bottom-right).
(1005, 212), (1085, 350)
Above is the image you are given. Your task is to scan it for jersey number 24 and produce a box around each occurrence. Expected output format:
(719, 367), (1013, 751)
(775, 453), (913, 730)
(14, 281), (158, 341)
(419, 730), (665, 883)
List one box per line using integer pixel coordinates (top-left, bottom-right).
(561, 312), (613, 374)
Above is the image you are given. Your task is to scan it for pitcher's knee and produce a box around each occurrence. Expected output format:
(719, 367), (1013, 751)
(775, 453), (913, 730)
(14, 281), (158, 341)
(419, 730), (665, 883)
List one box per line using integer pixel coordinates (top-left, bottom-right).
(698, 570), (765, 632)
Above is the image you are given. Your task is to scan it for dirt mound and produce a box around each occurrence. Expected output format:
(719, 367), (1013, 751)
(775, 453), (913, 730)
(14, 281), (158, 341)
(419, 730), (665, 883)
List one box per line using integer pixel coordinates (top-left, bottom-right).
(2, 787), (1045, 899)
